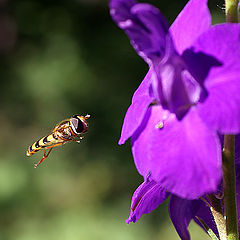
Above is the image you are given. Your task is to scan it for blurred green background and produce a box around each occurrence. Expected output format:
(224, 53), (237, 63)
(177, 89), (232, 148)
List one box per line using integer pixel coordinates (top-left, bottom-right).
(0, 0), (224, 239)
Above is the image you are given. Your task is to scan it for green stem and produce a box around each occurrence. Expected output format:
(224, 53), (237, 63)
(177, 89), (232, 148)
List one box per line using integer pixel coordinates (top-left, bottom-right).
(223, 135), (239, 240)
(225, 0), (239, 23)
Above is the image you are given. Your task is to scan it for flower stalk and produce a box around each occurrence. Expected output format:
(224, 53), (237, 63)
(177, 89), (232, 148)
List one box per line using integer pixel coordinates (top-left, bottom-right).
(225, 0), (239, 22)
(223, 135), (239, 240)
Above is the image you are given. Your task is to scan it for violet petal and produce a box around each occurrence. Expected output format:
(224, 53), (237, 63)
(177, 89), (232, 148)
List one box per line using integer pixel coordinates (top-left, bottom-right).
(190, 24), (240, 133)
(126, 177), (169, 223)
(194, 200), (219, 237)
(169, 195), (202, 240)
(152, 55), (194, 119)
(170, 0), (211, 54)
(132, 105), (222, 199)
(119, 69), (154, 144)
(110, 0), (171, 62)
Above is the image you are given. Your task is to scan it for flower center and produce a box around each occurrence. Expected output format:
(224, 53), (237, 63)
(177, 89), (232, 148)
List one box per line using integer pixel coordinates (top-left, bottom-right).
(152, 54), (206, 120)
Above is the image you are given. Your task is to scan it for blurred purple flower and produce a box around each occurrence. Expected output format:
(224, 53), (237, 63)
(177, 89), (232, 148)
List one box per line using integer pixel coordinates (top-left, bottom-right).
(110, 0), (240, 199)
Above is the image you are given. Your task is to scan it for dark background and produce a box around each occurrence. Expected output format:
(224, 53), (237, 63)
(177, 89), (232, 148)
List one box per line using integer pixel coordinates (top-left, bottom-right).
(0, 0), (224, 239)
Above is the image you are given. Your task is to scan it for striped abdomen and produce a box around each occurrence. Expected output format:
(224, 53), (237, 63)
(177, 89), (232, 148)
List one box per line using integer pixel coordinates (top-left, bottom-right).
(26, 133), (61, 157)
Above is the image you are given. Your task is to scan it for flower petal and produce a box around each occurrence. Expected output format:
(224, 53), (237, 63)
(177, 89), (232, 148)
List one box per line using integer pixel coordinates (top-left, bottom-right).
(198, 79), (240, 134)
(170, 0), (211, 54)
(190, 24), (240, 133)
(152, 54), (198, 119)
(119, 69), (154, 144)
(126, 176), (169, 223)
(169, 195), (202, 240)
(132, 105), (222, 199)
(193, 200), (219, 237)
(131, 106), (156, 176)
(110, 0), (171, 63)
(170, 195), (218, 240)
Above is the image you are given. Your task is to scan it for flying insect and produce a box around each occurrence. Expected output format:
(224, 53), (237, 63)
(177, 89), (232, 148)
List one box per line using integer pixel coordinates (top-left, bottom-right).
(26, 114), (90, 168)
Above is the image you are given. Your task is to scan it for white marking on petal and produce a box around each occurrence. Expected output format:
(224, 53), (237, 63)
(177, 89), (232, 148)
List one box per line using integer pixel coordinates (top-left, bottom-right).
(162, 111), (169, 120)
(161, 64), (174, 102)
(119, 19), (132, 28)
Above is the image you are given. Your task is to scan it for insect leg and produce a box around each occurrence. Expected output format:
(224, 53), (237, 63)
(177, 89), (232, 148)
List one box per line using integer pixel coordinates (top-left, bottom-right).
(76, 135), (84, 140)
(45, 142), (65, 149)
(60, 136), (82, 143)
(69, 136), (84, 143)
(34, 148), (53, 168)
(34, 142), (64, 168)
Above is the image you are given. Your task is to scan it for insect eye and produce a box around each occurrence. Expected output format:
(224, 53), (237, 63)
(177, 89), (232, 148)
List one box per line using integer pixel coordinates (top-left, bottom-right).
(71, 117), (84, 134)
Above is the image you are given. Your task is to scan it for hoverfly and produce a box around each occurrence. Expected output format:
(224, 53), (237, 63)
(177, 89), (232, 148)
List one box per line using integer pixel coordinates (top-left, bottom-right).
(26, 114), (90, 168)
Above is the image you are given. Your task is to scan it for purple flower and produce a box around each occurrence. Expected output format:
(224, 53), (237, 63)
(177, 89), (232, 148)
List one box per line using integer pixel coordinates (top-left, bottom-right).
(126, 136), (240, 239)
(110, 0), (240, 199)
(126, 175), (218, 240)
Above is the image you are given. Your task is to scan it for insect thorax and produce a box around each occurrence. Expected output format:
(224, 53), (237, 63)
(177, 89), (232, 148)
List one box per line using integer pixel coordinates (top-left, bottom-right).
(56, 124), (74, 140)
